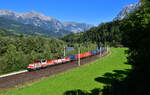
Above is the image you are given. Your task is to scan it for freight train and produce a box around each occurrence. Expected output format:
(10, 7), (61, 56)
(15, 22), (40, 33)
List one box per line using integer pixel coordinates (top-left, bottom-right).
(27, 47), (105, 71)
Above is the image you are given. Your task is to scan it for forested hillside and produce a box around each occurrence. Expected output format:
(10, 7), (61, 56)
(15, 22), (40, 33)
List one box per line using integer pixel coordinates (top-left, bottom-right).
(0, 28), (19, 37)
(62, 20), (122, 47)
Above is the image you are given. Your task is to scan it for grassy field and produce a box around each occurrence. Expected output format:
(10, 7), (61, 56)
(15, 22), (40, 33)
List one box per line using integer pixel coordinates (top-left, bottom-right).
(1, 48), (131, 95)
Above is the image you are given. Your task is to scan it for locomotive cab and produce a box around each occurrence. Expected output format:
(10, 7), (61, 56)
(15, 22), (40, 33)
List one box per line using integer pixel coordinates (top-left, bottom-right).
(41, 59), (47, 64)
(35, 59), (47, 64)
(27, 59), (47, 71)
(36, 59), (47, 68)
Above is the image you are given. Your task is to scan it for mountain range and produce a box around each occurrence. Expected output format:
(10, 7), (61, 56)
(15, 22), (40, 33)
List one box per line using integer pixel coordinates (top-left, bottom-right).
(0, 1), (140, 37)
(0, 17), (71, 37)
(0, 9), (93, 34)
(114, 1), (141, 20)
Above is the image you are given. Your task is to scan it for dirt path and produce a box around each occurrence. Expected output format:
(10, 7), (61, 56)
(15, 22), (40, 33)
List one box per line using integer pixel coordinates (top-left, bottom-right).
(0, 51), (108, 89)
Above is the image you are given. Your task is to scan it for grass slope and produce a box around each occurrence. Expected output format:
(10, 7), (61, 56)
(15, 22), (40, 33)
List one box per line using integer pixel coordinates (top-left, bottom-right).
(2, 48), (131, 95)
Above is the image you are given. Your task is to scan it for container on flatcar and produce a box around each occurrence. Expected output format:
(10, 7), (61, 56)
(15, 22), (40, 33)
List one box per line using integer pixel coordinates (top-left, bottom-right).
(75, 53), (84, 59)
(68, 55), (76, 61)
(82, 52), (91, 58)
(91, 50), (97, 56)
(96, 49), (100, 54)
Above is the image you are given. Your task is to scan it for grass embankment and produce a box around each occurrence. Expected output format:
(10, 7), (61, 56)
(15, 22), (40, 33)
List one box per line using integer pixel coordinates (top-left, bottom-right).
(1, 48), (131, 95)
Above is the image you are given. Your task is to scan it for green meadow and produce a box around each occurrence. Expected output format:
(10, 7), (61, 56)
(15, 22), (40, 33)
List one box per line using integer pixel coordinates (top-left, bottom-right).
(1, 48), (131, 95)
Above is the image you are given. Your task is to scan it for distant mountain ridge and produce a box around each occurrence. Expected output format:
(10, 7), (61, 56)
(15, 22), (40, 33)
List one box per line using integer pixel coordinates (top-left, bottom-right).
(0, 9), (93, 33)
(63, 22), (93, 33)
(114, 1), (141, 20)
(0, 17), (70, 37)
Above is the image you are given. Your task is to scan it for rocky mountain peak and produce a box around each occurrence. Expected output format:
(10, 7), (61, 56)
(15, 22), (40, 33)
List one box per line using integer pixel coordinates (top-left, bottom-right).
(63, 22), (93, 33)
(0, 9), (13, 13)
(0, 9), (16, 16)
(20, 11), (54, 21)
(114, 1), (141, 20)
(24, 11), (40, 17)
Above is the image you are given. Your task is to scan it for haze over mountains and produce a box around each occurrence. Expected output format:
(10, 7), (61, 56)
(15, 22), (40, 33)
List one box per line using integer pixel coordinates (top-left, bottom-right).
(0, 9), (93, 33)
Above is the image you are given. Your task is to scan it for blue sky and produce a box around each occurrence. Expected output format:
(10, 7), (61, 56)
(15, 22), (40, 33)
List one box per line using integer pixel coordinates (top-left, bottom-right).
(0, 0), (139, 26)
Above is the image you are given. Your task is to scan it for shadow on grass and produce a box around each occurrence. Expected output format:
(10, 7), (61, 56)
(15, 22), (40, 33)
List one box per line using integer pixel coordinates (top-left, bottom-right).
(95, 69), (130, 85)
(63, 69), (130, 95)
(64, 88), (101, 95)
(95, 69), (130, 95)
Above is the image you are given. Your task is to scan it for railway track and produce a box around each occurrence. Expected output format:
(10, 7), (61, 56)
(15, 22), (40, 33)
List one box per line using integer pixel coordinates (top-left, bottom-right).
(0, 70), (28, 78)
(0, 50), (108, 89)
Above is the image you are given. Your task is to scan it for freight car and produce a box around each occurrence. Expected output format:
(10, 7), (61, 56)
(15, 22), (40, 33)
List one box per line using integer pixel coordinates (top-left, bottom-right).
(27, 47), (105, 71)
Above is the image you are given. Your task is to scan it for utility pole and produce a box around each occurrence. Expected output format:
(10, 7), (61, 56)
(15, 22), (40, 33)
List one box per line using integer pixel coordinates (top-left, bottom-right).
(64, 46), (65, 57)
(107, 45), (109, 53)
(78, 47), (80, 66)
(100, 47), (101, 56)
(78, 32), (80, 66)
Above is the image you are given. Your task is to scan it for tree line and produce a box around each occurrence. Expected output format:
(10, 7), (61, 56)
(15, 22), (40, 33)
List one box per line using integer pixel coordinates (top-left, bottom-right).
(119, 0), (150, 94)
(62, 20), (122, 47)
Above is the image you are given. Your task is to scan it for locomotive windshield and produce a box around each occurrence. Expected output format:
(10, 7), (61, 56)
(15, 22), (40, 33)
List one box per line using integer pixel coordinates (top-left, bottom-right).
(41, 59), (46, 62)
